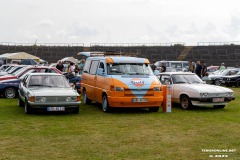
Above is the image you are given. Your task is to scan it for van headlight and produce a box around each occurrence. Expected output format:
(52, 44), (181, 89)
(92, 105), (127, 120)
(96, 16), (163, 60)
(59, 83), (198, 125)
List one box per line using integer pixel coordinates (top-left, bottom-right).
(115, 87), (124, 91)
(200, 93), (208, 97)
(153, 87), (161, 91)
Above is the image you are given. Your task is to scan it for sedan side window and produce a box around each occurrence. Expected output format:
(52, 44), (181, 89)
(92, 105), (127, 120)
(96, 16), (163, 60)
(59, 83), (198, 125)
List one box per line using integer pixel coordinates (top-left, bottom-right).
(160, 75), (170, 85)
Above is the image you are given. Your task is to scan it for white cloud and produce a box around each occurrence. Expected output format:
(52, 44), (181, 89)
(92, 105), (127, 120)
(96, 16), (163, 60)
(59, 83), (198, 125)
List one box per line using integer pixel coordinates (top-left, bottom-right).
(0, 0), (240, 45)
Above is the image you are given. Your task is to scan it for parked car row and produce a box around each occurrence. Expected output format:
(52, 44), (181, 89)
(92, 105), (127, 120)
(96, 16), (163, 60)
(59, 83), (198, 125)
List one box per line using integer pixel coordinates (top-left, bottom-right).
(0, 57), (236, 114)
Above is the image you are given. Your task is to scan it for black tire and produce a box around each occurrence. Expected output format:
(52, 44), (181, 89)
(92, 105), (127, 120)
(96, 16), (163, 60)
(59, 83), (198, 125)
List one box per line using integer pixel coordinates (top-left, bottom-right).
(83, 90), (91, 104)
(226, 84), (232, 87)
(149, 107), (159, 112)
(102, 95), (110, 112)
(18, 97), (24, 107)
(4, 87), (17, 98)
(214, 105), (225, 109)
(214, 79), (221, 86)
(236, 81), (240, 88)
(25, 98), (33, 114)
(180, 95), (193, 110)
(73, 107), (79, 114)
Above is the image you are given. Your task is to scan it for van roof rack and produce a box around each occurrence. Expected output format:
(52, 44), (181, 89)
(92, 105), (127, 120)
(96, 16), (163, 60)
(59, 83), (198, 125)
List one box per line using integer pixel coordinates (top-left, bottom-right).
(78, 51), (138, 57)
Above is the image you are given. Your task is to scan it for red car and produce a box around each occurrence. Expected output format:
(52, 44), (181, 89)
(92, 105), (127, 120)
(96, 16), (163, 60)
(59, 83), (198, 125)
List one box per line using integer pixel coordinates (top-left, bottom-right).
(0, 66), (62, 98)
(0, 66), (62, 82)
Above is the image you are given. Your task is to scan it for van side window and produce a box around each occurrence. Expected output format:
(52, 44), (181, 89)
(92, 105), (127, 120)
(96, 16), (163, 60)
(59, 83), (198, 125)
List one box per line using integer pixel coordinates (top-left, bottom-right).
(83, 60), (91, 73)
(89, 60), (99, 75)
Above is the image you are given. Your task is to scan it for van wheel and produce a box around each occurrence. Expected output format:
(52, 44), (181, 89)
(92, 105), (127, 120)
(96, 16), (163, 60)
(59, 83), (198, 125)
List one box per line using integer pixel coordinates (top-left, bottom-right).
(180, 95), (193, 110)
(149, 107), (159, 112)
(102, 95), (110, 112)
(83, 90), (91, 104)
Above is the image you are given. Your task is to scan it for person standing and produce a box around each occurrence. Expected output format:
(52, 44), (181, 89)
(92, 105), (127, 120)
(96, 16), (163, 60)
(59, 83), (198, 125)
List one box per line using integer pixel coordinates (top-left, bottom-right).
(150, 60), (157, 72)
(160, 63), (166, 72)
(201, 61), (207, 77)
(188, 60), (195, 73)
(219, 62), (226, 71)
(195, 61), (202, 78)
(56, 60), (64, 72)
(78, 59), (85, 75)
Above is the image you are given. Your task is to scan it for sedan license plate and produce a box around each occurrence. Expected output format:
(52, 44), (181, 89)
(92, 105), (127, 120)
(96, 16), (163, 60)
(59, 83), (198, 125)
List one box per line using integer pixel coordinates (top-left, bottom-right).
(132, 98), (148, 103)
(221, 80), (225, 83)
(47, 107), (65, 111)
(213, 98), (224, 102)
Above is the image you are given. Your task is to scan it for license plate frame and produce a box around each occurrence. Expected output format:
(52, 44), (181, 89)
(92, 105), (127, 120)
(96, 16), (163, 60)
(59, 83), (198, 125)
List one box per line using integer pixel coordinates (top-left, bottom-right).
(47, 107), (65, 111)
(132, 98), (148, 103)
(212, 98), (224, 102)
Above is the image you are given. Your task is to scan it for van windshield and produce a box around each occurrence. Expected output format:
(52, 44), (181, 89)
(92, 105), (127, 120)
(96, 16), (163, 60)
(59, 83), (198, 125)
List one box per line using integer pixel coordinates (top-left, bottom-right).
(107, 63), (153, 75)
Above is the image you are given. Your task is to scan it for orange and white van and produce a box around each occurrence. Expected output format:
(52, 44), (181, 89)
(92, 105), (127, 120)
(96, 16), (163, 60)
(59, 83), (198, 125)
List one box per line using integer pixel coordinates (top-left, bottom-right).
(81, 56), (163, 112)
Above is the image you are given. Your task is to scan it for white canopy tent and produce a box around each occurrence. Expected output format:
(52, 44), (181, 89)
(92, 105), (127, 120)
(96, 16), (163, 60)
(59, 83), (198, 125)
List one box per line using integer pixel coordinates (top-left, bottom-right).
(0, 52), (40, 62)
(61, 57), (79, 64)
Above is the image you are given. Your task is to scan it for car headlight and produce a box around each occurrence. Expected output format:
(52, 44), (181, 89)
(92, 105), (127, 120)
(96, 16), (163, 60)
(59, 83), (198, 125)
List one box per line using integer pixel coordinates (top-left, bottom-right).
(35, 97), (46, 103)
(226, 92), (233, 97)
(66, 96), (77, 102)
(114, 87), (124, 91)
(200, 93), (208, 97)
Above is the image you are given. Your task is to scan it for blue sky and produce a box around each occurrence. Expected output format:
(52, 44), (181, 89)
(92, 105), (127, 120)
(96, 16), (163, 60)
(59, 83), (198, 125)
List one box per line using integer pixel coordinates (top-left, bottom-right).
(1, 0), (240, 46)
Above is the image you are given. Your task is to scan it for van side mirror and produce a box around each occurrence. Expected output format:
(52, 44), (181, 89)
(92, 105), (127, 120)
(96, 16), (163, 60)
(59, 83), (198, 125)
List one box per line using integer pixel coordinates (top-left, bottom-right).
(97, 68), (104, 76)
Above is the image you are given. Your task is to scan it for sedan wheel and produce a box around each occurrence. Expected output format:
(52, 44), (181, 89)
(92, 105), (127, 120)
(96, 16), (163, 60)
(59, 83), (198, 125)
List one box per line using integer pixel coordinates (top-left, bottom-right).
(214, 105), (225, 109)
(214, 79), (221, 86)
(102, 95), (110, 112)
(4, 87), (17, 98)
(25, 98), (33, 114)
(18, 97), (24, 107)
(180, 95), (192, 110)
(236, 81), (240, 88)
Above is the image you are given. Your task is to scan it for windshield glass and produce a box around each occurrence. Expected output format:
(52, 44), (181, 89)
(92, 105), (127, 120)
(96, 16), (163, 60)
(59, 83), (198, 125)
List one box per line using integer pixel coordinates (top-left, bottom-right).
(28, 75), (70, 88)
(107, 63), (153, 75)
(13, 67), (28, 76)
(171, 74), (203, 84)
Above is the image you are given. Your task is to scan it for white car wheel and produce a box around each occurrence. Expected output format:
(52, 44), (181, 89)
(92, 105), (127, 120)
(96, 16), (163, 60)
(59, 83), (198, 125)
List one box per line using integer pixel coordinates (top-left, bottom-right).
(180, 95), (192, 110)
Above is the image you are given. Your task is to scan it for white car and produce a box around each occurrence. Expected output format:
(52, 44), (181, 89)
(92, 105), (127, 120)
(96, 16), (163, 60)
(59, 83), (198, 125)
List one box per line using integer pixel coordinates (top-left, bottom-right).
(158, 72), (235, 109)
(18, 73), (81, 114)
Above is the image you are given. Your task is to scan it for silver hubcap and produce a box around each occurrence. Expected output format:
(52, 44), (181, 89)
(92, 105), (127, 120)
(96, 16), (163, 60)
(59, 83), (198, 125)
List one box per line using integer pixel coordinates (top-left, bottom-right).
(5, 88), (15, 98)
(102, 97), (107, 111)
(181, 98), (188, 109)
(215, 80), (221, 85)
(237, 82), (240, 87)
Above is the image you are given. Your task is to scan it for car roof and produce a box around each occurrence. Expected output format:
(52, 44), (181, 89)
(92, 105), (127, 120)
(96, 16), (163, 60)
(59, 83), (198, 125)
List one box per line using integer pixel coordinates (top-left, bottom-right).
(87, 56), (149, 63)
(159, 72), (195, 75)
(28, 73), (62, 76)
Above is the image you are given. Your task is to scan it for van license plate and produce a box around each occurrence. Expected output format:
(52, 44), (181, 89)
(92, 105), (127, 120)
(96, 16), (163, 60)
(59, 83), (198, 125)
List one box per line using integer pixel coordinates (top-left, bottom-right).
(213, 98), (224, 102)
(47, 107), (65, 111)
(132, 98), (148, 102)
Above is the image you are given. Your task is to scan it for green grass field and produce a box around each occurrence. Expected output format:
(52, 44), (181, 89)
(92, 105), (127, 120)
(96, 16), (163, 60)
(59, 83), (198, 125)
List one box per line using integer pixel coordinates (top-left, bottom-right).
(0, 88), (239, 160)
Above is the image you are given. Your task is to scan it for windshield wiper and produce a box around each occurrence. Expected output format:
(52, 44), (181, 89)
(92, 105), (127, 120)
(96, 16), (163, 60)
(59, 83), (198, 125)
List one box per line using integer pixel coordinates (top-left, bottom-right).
(29, 84), (44, 87)
(175, 81), (187, 84)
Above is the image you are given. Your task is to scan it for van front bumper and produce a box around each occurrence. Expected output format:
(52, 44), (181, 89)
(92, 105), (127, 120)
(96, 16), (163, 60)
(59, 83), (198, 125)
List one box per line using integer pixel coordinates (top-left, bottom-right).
(107, 96), (163, 107)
